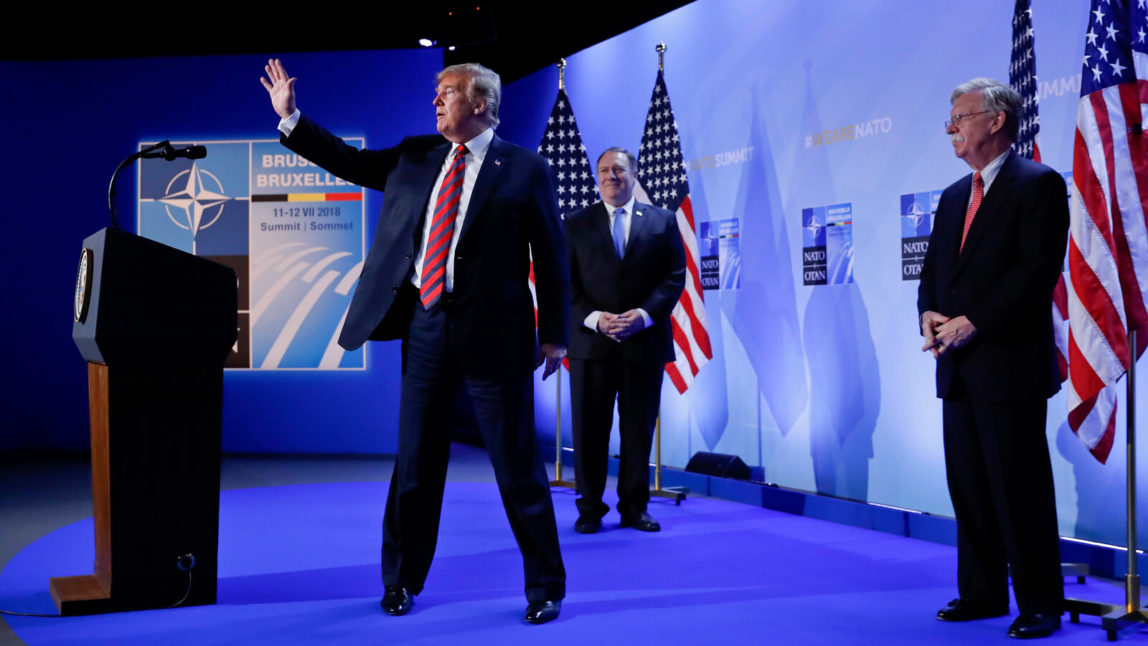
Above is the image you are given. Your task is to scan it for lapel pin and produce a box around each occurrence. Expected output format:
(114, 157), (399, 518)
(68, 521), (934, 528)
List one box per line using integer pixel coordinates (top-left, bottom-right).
(494, 159), (502, 166)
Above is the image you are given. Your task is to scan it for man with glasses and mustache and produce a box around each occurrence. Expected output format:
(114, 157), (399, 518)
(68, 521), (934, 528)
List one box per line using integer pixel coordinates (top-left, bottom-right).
(918, 78), (1067, 639)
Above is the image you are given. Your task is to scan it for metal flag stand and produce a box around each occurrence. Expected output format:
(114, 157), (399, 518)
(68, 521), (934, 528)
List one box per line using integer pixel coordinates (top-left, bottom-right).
(650, 415), (688, 504)
(548, 57), (576, 490)
(1065, 329), (1148, 640)
(550, 366), (575, 489)
(647, 41), (688, 506)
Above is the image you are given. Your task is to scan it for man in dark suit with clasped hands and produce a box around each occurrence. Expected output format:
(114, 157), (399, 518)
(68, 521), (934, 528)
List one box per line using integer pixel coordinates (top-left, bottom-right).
(564, 147), (685, 535)
(260, 58), (569, 625)
(918, 78), (1067, 639)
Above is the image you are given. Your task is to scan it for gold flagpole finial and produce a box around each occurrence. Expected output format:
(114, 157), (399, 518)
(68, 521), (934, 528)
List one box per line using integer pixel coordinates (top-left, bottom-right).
(656, 42), (667, 71)
(557, 58), (566, 90)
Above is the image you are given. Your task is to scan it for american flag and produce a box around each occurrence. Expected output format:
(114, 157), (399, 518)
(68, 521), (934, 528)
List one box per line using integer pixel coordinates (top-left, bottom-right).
(1066, 0), (1148, 463)
(534, 86), (596, 339)
(634, 69), (712, 393)
(1009, 0), (1071, 384)
(1010, 0), (1041, 162)
(537, 88), (598, 216)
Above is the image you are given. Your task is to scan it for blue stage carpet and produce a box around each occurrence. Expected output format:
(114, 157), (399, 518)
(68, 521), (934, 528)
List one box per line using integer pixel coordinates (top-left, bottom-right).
(0, 481), (1135, 644)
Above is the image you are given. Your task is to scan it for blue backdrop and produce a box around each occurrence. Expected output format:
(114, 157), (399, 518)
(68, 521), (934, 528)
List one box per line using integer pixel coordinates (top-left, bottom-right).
(502, 0), (1139, 549)
(0, 50), (441, 453)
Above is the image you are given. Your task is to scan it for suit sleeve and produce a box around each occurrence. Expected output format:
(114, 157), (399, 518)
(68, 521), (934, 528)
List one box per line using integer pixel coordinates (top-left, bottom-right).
(527, 158), (571, 347)
(639, 211), (687, 322)
(964, 170), (1068, 339)
(566, 213), (595, 328)
(280, 114), (403, 192)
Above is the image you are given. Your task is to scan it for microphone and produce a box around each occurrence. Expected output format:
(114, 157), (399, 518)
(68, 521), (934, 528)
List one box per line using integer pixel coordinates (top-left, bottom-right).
(167, 145), (207, 160)
(138, 141), (208, 161)
(107, 141), (210, 228)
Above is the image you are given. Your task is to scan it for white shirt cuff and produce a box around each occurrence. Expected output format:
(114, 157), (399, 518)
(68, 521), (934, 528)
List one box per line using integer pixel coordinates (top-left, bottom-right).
(278, 109), (301, 136)
(637, 308), (652, 328)
(585, 309), (653, 332)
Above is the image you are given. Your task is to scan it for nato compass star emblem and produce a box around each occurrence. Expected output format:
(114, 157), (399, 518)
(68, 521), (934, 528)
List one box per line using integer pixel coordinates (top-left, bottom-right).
(159, 161), (231, 253)
(902, 199), (928, 230)
(804, 218), (823, 243)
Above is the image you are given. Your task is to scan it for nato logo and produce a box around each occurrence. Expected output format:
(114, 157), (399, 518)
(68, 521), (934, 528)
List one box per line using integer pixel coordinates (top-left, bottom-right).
(160, 162), (229, 248)
(139, 142), (249, 257)
(802, 207), (825, 247)
(900, 192), (934, 238)
(699, 222), (719, 256)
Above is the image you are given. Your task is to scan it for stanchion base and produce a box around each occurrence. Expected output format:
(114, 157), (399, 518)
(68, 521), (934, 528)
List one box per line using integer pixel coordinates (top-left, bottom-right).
(651, 486), (688, 505)
(549, 479), (577, 489)
(1101, 608), (1148, 641)
(1061, 561), (1089, 584)
(1065, 596), (1121, 624)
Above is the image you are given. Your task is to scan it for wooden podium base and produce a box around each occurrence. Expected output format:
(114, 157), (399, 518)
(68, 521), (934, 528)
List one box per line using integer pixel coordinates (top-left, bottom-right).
(48, 574), (113, 616)
(47, 361), (223, 615)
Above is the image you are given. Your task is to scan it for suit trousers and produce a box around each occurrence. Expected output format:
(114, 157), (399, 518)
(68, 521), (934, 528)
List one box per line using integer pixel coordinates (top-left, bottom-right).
(942, 392), (1063, 615)
(381, 299), (566, 602)
(569, 356), (664, 519)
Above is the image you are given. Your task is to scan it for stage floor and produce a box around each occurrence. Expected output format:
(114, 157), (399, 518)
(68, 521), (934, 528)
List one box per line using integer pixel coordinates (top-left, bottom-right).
(0, 445), (1139, 645)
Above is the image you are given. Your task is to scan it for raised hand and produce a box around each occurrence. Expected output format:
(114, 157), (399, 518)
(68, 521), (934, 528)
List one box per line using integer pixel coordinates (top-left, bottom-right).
(260, 58), (297, 120)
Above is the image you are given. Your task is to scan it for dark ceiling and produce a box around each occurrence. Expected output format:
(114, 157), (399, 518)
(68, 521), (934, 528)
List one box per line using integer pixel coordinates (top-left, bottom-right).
(4, 2), (693, 84)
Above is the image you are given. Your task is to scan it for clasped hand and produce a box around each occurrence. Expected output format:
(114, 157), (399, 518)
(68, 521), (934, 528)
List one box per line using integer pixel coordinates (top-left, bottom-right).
(597, 310), (645, 342)
(921, 311), (976, 358)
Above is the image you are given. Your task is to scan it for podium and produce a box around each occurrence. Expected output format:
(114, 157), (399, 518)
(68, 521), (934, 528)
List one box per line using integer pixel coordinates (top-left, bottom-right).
(52, 227), (237, 615)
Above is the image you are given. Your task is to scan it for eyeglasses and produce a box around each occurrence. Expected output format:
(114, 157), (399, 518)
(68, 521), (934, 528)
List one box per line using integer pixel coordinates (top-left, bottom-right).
(945, 111), (992, 129)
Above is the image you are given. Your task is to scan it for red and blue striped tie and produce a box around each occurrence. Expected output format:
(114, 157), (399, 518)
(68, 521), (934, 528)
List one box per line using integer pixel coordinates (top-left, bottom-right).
(420, 144), (467, 308)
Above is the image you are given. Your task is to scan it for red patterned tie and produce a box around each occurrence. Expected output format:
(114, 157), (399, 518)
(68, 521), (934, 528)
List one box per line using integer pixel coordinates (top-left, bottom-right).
(959, 171), (983, 252)
(420, 144), (467, 307)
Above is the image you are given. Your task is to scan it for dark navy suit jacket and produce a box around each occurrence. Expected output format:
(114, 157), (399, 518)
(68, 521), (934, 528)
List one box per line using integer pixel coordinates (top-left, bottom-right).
(565, 201), (685, 364)
(917, 151), (1068, 402)
(282, 115), (570, 376)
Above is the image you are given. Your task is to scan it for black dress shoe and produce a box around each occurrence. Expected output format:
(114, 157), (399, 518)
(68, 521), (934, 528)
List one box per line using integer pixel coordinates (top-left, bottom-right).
(524, 599), (561, 624)
(1007, 613), (1061, 639)
(574, 516), (601, 534)
(619, 512), (661, 532)
(936, 598), (1007, 621)
(381, 586), (413, 616)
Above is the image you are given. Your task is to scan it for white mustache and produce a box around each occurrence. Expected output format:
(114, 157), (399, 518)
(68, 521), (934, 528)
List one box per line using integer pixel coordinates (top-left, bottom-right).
(950, 134), (964, 144)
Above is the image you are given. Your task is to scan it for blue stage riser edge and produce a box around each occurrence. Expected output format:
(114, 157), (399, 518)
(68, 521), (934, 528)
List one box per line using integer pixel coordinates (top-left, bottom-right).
(540, 444), (1148, 581)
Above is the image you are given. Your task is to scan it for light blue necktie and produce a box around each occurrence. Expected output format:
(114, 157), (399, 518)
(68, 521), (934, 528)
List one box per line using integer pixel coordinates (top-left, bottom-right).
(612, 207), (626, 259)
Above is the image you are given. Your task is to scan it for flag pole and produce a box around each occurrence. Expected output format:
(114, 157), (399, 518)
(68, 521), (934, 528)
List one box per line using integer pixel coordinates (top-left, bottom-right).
(1066, 328), (1148, 638)
(1097, 328), (1148, 637)
(1124, 328), (1140, 613)
(650, 414), (686, 504)
(549, 57), (576, 490)
(550, 365), (574, 488)
(647, 41), (687, 505)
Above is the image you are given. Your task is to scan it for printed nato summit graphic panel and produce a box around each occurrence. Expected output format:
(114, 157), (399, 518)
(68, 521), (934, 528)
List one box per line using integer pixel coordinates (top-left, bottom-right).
(138, 139), (366, 370)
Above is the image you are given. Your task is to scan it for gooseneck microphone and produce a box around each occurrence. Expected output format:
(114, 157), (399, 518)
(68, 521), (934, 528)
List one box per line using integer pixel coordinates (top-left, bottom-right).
(108, 140), (208, 228)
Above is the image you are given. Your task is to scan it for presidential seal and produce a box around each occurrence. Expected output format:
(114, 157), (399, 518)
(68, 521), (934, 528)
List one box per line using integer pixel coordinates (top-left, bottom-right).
(74, 248), (93, 323)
